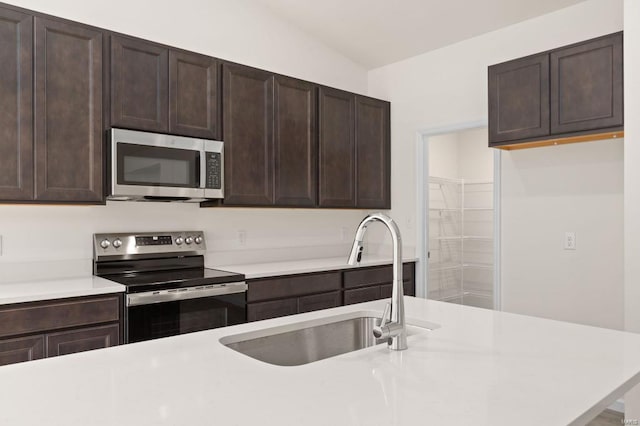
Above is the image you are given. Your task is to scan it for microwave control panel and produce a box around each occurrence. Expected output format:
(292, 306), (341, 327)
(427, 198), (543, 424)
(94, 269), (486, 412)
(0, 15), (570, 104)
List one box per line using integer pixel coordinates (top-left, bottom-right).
(205, 152), (222, 190)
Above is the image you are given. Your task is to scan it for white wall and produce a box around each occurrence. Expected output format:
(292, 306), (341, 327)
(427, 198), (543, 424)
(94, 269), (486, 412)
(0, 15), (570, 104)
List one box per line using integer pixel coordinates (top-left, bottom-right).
(428, 133), (459, 179)
(428, 128), (492, 181)
(624, 0), (640, 419)
(501, 139), (623, 329)
(457, 128), (492, 181)
(0, 0), (376, 282)
(368, 0), (624, 329)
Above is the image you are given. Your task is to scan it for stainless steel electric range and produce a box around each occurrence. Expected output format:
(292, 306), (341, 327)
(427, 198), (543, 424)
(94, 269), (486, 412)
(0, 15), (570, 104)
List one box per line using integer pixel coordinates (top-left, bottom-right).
(93, 231), (246, 343)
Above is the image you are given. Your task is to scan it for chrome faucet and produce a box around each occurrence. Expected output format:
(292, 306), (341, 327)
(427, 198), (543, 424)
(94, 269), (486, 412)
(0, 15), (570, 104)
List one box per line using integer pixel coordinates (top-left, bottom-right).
(347, 213), (407, 351)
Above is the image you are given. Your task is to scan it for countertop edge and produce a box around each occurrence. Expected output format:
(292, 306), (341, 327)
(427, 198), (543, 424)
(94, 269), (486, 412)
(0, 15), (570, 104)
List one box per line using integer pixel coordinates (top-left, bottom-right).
(0, 277), (126, 306)
(213, 256), (419, 280)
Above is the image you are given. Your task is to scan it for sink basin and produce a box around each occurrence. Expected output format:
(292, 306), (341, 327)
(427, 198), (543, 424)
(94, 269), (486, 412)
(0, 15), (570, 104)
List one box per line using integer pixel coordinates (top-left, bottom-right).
(220, 312), (440, 366)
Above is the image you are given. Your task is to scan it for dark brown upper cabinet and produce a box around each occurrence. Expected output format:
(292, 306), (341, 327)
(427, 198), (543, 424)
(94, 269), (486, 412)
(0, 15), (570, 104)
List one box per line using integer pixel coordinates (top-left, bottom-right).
(318, 87), (356, 208)
(488, 53), (550, 144)
(169, 50), (219, 139)
(111, 36), (220, 139)
(355, 96), (390, 209)
(274, 75), (317, 207)
(111, 35), (169, 133)
(0, 7), (33, 201)
(550, 32), (623, 134)
(0, 8), (104, 204)
(222, 63), (275, 206)
(489, 32), (623, 148)
(217, 67), (319, 207)
(318, 88), (391, 209)
(34, 17), (104, 202)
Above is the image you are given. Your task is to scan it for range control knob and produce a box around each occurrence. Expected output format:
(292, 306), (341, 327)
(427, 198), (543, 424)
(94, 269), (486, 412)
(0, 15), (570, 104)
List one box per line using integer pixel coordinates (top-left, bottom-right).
(185, 236), (194, 245)
(194, 236), (203, 245)
(175, 237), (184, 245)
(100, 239), (111, 249)
(112, 239), (122, 249)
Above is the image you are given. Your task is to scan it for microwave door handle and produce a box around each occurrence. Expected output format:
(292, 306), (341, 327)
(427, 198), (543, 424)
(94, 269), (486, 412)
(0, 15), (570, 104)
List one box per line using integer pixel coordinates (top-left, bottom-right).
(199, 150), (206, 189)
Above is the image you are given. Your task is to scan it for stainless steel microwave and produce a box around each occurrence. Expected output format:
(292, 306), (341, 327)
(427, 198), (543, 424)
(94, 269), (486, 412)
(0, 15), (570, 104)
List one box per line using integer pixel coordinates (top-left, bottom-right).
(108, 128), (223, 202)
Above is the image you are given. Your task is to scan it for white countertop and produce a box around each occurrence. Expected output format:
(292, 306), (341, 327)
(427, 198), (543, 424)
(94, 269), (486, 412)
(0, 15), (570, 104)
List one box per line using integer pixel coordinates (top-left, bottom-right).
(1, 297), (639, 425)
(214, 255), (418, 279)
(0, 276), (125, 305)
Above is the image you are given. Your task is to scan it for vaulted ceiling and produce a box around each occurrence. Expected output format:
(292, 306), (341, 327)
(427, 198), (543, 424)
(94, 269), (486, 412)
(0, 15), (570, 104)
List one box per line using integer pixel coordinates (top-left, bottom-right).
(250, 0), (587, 68)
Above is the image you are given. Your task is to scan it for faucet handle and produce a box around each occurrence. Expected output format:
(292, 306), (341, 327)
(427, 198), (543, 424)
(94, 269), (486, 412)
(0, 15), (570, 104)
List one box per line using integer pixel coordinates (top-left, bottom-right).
(373, 303), (392, 339)
(379, 302), (391, 327)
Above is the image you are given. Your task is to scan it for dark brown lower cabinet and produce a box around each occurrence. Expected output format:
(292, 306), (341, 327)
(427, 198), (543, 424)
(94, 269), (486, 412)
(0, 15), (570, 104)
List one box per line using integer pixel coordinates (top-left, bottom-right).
(344, 286), (380, 305)
(247, 271), (342, 322)
(298, 291), (341, 313)
(0, 294), (122, 366)
(46, 324), (119, 357)
(345, 281), (415, 305)
(0, 335), (44, 366)
(247, 262), (416, 321)
(248, 298), (298, 322)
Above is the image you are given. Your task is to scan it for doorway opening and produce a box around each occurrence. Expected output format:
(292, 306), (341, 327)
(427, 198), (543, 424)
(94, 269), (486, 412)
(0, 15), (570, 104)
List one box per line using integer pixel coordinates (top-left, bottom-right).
(417, 125), (501, 310)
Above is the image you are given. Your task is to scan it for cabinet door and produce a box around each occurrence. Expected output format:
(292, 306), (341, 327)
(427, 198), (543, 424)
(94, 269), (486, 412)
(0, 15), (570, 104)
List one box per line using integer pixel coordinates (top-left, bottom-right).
(46, 324), (119, 357)
(344, 286), (381, 305)
(488, 53), (550, 144)
(247, 298), (297, 322)
(111, 35), (168, 132)
(355, 96), (390, 209)
(550, 32), (623, 134)
(222, 64), (274, 205)
(0, 295), (120, 338)
(318, 87), (355, 207)
(380, 281), (415, 298)
(34, 17), (103, 202)
(169, 50), (218, 139)
(247, 272), (341, 302)
(0, 8), (32, 201)
(0, 335), (44, 366)
(274, 76), (317, 206)
(298, 291), (341, 313)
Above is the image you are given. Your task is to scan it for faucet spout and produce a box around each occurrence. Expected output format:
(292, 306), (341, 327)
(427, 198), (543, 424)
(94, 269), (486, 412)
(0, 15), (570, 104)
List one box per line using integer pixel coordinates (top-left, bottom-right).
(347, 213), (407, 351)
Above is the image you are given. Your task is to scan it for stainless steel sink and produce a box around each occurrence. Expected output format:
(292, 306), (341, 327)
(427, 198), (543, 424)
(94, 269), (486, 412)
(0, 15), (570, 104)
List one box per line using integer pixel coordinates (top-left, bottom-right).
(220, 312), (439, 366)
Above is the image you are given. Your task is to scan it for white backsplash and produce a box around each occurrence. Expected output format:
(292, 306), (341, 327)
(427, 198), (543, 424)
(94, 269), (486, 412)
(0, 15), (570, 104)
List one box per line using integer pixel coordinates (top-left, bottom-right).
(0, 201), (399, 283)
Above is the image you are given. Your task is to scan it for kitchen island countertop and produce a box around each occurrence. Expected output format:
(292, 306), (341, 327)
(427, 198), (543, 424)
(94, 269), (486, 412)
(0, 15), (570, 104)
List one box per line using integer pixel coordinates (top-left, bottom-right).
(1, 296), (639, 425)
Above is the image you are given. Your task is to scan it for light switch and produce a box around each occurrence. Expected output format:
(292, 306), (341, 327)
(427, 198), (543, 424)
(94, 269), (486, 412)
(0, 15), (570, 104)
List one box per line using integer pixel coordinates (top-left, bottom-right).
(564, 232), (576, 250)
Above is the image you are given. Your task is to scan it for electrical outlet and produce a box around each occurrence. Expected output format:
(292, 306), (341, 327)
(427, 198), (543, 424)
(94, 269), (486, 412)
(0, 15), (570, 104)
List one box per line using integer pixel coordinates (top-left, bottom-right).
(0, 235), (3, 256)
(238, 230), (247, 247)
(564, 232), (576, 250)
(406, 217), (413, 230)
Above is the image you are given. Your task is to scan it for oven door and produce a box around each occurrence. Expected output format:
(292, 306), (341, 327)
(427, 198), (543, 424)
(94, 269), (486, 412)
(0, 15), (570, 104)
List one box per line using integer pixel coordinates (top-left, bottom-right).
(110, 128), (206, 200)
(126, 282), (247, 343)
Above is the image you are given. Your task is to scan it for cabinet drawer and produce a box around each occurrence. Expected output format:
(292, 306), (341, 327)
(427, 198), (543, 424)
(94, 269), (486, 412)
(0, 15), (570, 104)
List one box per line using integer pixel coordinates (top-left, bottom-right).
(46, 324), (119, 357)
(380, 281), (415, 298)
(248, 272), (341, 302)
(0, 295), (120, 338)
(0, 335), (45, 366)
(247, 298), (297, 322)
(344, 263), (414, 289)
(344, 287), (381, 305)
(298, 291), (341, 314)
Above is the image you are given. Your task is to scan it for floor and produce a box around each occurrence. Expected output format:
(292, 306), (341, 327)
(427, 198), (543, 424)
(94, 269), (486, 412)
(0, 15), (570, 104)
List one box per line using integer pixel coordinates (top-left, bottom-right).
(588, 409), (623, 425)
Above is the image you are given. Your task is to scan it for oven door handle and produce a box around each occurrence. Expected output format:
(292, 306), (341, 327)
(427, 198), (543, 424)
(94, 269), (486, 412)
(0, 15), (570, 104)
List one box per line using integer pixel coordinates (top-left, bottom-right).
(127, 281), (247, 307)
